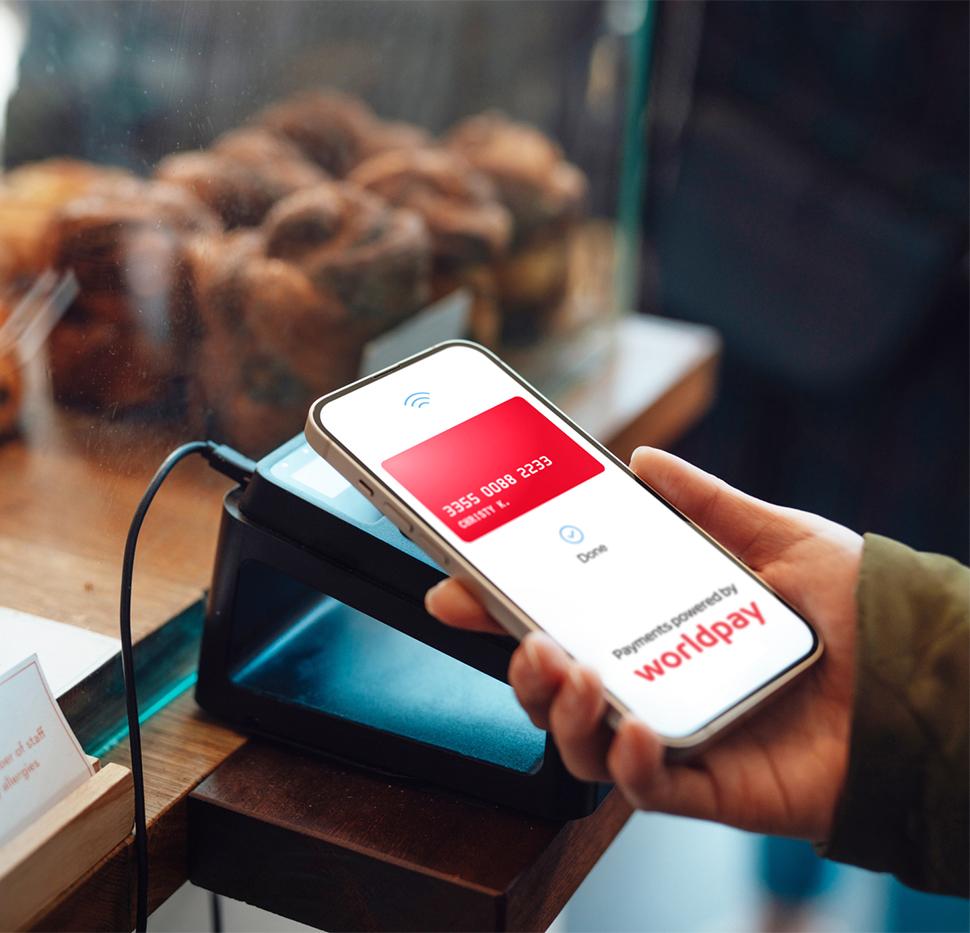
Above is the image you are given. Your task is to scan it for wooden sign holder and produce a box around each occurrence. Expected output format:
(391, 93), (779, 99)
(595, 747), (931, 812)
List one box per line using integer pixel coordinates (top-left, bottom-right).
(0, 763), (133, 931)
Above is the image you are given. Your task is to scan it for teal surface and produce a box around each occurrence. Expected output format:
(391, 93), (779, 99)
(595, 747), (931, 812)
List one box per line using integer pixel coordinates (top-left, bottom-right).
(231, 598), (545, 774)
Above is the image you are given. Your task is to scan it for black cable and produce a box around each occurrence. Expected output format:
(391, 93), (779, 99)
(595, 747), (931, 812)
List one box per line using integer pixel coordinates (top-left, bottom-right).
(209, 891), (223, 933)
(121, 440), (255, 932)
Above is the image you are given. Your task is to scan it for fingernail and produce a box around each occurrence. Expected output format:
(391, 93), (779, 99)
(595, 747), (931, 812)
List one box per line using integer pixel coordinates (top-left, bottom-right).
(562, 666), (587, 713)
(522, 636), (542, 671)
(612, 720), (637, 777)
(424, 581), (446, 613)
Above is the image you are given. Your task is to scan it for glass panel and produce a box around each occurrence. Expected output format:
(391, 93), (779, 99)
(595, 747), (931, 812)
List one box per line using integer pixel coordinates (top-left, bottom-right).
(0, 2), (650, 742)
(1, 0), (649, 456)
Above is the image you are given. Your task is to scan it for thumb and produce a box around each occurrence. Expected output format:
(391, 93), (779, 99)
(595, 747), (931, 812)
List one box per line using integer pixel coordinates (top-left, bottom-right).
(629, 447), (793, 570)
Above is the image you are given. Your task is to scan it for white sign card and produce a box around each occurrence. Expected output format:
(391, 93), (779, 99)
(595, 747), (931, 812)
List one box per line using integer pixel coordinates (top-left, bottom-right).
(0, 654), (95, 845)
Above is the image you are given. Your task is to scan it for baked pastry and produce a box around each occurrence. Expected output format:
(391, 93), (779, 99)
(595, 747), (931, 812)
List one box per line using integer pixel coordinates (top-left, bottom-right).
(262, 182), (431, 327)
(188, 231), (345, 453)
(349, 148), (510, 268)
(349, 147), (512, 344)
(47, 180), (220, 412)
(154, 127), (324, 228)
(0, 235), (16, 286)
(0, 297), (23, 439)
(0, 235), (34, 438)
(446, 113), (587, 342)
(0, 357), (20, 438)
(0, 158), (130, 279)
(154, 151), (273, 230)
(446, 113), (586, 238)
(191, 182), (431, 454)
(253, 90), (429, 177)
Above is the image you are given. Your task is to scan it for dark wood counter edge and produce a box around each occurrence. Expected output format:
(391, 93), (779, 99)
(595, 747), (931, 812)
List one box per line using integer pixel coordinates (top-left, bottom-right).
(191, 802), (504, 933)
(189, 792), (501, 898)
(502, 792), (632, 931)
(187, 742), (633, 932)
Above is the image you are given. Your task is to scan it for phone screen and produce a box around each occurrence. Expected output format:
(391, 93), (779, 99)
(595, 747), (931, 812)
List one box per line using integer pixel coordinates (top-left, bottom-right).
(317, 344), (818, 740)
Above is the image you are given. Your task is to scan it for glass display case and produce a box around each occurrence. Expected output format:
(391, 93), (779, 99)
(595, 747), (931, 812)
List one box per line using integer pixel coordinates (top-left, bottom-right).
(0, 11), (713, 926)
(0, 0), (649, 456)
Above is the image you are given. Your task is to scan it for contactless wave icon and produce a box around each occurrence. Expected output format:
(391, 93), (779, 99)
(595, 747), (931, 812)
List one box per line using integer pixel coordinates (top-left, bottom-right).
(403, 391), (431, 409)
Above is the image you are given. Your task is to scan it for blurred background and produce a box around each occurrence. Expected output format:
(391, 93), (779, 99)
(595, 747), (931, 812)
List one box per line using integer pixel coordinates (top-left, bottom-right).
(616, 3), (969, 931)
(1, 1), (966, 931)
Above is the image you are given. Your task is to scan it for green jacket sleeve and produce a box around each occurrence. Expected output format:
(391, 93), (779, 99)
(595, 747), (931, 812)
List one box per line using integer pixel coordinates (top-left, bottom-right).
(821, 533), (969, 897)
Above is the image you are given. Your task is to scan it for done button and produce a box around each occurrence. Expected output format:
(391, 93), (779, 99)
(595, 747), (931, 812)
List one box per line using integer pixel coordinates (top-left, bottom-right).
(559, 525), (584, 544)
(577, 544), (608, 564)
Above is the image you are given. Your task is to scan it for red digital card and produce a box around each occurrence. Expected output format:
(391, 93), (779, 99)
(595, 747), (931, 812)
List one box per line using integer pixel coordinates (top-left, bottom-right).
(382, 396), (604, 541)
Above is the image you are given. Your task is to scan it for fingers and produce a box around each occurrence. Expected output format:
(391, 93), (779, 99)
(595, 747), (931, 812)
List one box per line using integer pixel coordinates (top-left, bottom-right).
(424, 579), (504, 634)
(607, 719), (720, 821)
(606, 717), (666, 808)
(427, 585), (612, 782)
(425, 585), (611, 781)
(629, 447), (792, 568)
(509, 636), (611, 781)
(509, 642), (678, 791)
(548, 664), (613, 782)
(507, 634), (569, 729)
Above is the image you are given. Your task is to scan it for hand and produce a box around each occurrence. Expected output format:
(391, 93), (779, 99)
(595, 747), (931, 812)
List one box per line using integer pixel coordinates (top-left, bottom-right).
(425, 447), (863, 842)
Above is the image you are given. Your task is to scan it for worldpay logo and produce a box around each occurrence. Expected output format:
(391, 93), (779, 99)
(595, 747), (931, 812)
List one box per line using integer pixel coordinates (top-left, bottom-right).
(633, 601), (767, 682)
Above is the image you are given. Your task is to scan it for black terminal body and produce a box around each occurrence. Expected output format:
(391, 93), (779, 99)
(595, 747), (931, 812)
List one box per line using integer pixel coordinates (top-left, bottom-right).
(196, 435), (607, 819)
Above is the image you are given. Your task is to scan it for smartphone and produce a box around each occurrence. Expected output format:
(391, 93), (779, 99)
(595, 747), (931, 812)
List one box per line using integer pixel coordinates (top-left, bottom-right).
(305, 341), (822, 751)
